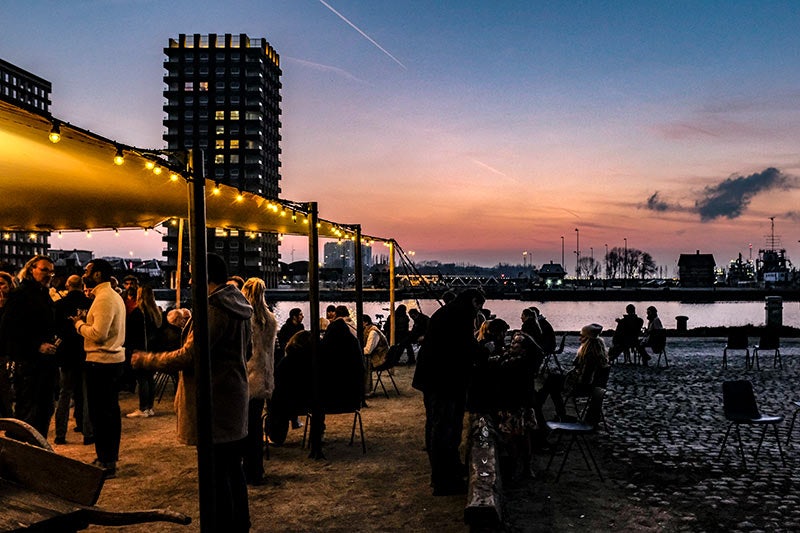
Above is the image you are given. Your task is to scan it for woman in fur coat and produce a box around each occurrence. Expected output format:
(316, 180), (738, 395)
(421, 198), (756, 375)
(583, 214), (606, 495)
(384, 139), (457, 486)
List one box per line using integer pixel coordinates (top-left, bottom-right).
(241, 277), (278, 485)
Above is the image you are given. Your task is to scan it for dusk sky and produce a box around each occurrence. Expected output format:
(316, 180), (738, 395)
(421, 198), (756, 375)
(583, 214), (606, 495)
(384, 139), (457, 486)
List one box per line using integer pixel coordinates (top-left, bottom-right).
(3, 1), (800, 272)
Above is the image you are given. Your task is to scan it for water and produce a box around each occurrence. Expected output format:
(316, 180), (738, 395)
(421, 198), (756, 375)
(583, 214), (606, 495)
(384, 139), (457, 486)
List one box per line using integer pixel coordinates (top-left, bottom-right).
(263, 299), (799, 333)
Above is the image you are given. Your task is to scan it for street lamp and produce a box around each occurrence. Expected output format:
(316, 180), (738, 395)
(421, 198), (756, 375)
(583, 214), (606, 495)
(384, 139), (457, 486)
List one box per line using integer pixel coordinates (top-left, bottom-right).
(623, 237), (628, 283)
(522, 250), (528, 268)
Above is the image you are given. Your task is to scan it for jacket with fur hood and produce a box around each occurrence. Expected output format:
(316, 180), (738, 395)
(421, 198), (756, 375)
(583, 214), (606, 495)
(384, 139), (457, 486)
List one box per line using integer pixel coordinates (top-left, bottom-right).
(133, 283), (253, 445)
(248, 306), (278, 400)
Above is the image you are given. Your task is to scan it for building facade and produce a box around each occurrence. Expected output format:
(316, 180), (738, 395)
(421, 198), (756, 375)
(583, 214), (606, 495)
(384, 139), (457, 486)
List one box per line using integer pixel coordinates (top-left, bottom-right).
(322, 240), (373, 272)
(0, 58), (51, 268)
(162, 33), (282, 286)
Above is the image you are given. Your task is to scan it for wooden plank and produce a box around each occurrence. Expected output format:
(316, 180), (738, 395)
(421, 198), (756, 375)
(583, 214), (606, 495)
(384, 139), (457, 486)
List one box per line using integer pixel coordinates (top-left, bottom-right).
(0, 478), (88, 532)
(464, 415), (502, 528)
(0, 436), (104, 506)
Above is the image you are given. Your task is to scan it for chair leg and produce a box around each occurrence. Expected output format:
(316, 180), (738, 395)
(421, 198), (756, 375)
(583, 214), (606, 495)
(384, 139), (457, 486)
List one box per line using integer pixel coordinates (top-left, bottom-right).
(358, 411), (366, 454)
(773, 349), (782, 369)
(751, 349), (760, 371)
(349, 412), (357, 446)
(786, 408), (800, 446)
(735, 425), (747, 468)
(754, 425), (768, 462)
(555, 434), (577, 483)
(373, 371), (389, 398)
(580, 435), (604, 482)
(772, 424), (786, 467)
(545, 432), (564, 472)
(387, 372), (400, 395)
(301, 412), (311, 449)
(718, 423), (733, 460)
(722, 348), (728, 369)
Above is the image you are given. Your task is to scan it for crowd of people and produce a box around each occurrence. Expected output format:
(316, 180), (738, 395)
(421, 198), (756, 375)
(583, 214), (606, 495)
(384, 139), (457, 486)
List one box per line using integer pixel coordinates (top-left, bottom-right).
(413, 294), (665, 495)
(0, 251), (670, 525)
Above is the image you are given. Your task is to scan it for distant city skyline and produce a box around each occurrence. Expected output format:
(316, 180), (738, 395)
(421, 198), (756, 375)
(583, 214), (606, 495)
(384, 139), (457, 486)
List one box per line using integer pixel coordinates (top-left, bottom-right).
(3, 1), (799, 269)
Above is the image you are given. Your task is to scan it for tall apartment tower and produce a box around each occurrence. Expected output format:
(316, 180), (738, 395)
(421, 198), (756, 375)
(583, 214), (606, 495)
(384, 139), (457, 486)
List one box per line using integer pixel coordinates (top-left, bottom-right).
(0, 58), (51, 269)
(162, 34), (282, 287)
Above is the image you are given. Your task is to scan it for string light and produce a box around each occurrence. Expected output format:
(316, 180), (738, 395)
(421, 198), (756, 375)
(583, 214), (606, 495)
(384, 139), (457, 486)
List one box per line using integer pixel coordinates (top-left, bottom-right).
(144, 160), (155, 170)
(143, 228), (149, 236)
(2, 233), (9, 240)
(48, 121), (61, 143)
(86, 230), (92, 239)
(28, 233), (36, 241)
(57, 231), (63, 239)
(236, 190), (244, 202)
(152, 165), (162, 175)
(113, 147), (124, 165)
(169, 172), (179, 182)
(212, 182), (221, 195)
(291, 211), (297, 223)
(114, 228), (120, 237)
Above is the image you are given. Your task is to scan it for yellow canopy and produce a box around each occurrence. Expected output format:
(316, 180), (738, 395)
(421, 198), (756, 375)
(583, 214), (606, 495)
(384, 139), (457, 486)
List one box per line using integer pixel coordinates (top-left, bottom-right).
(0, 100), (382, 242)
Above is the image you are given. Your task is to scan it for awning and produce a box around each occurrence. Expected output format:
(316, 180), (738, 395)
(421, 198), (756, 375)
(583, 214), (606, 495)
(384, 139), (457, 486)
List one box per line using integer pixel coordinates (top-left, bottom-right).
(0, 99), (382, 243)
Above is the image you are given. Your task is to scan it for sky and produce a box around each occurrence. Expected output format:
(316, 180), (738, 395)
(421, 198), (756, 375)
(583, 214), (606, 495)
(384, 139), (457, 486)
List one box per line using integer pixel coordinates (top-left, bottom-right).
(2, 1), (800, 272)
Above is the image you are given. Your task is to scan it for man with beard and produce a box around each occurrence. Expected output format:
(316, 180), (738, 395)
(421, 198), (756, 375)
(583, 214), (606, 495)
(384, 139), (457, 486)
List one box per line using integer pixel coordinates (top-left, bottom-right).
(0, 255), (58, 438)
(72, 259), (126, 478)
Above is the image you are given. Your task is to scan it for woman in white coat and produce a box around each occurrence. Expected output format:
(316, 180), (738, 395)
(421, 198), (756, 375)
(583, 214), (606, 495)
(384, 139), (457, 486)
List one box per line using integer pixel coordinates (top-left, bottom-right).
(241, 277), (278, 485)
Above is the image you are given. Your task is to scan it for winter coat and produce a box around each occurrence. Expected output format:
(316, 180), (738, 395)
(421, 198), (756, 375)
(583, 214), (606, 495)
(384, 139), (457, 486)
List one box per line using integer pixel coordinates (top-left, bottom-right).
(247, 308), (279, 400)
(134, 284), (253, 445)
(0, 278), (56, 365)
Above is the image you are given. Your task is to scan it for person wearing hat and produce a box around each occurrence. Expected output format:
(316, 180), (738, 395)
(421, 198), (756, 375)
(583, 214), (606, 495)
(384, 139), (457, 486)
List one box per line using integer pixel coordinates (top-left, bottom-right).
(537, 323), (609, 420)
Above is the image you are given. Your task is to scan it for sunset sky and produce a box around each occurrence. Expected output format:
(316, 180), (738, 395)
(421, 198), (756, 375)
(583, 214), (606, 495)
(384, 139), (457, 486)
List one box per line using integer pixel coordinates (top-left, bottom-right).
(3, 1), (799, 273)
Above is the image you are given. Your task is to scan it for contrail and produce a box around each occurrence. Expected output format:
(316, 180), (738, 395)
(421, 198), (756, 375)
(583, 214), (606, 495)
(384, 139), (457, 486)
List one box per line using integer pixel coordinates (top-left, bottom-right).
(318, 0), (407, 70)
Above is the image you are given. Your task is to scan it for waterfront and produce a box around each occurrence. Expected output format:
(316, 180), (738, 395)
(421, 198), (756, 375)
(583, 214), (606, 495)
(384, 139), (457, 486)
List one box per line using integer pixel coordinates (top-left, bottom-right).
(266, 299), (800, 333)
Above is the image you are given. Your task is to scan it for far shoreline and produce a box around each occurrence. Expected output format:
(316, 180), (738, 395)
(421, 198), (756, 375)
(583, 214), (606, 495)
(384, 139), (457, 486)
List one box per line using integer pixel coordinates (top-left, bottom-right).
(261, 286), (799, 303)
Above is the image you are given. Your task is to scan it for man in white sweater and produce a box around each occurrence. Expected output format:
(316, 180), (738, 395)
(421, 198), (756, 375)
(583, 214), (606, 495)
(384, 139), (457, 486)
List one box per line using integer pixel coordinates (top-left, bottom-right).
(72, 258), (126, 478)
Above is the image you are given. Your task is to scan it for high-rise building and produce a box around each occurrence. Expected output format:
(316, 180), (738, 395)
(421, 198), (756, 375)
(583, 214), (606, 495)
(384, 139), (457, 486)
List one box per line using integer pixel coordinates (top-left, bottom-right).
(322, 241), (373, 272)
(162, 34), (282, 286)
(0, 58), (51, 269)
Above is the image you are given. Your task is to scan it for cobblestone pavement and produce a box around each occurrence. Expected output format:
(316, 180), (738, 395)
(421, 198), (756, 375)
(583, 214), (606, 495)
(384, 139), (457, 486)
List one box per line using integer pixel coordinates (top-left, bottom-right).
(594, 337), (799, 532)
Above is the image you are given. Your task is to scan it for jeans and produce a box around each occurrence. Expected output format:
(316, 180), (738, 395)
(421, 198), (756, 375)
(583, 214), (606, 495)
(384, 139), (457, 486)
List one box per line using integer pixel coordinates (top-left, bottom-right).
(55, 366), (81, 440)
(13, 359), (58, 439)
(134, 368), (155, 411)
(85, 362), (123, 463)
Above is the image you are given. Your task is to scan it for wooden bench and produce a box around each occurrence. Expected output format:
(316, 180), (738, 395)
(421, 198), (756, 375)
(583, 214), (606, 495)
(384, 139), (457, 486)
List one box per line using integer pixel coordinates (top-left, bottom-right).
(464, 414), (502, 530)
(0, 418), (191, 532)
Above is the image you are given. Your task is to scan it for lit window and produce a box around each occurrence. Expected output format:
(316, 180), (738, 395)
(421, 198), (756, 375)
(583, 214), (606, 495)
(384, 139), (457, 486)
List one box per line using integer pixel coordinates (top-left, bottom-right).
(230, 154), (239, 164)
(215, 111), (225, 120)
(230, 140), (239, 149)
(214, 154), (225, 164)
(230, 110), (239, 120)
(214, 229), (227, 238)
(215, 140), (225, 150)
(216, 125), (225, 134)
(184, 82), (193, 91)
(198, 81), (208, 91)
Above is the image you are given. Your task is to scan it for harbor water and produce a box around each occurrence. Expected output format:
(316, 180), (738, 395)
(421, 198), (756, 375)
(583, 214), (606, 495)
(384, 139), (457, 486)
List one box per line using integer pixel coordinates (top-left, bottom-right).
(265, 299), (800, 333)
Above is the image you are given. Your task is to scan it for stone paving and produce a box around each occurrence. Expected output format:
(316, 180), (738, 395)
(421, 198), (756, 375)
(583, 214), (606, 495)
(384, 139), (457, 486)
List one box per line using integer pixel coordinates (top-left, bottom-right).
(596, 336), (800, 532)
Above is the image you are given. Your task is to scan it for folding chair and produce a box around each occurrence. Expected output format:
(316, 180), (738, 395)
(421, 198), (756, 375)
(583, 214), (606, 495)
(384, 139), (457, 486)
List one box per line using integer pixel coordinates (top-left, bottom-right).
(546, 387), (606, 482)
(302, 408), (366, 454)
(718, 380), (785, 467)
(752, 331), (781, 370)
(649, 330), (668, 368)
(543, 334), (566, 372)
(566, 366), (611, 432)
(154, 371), (178, 403)
(722, 330), (749, 370)
(373, 345), (402, 398)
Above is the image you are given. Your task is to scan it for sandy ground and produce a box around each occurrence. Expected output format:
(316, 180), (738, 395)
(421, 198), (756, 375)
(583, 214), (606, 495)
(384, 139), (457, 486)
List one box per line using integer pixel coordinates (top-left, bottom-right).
(48, 336), (800, 532)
